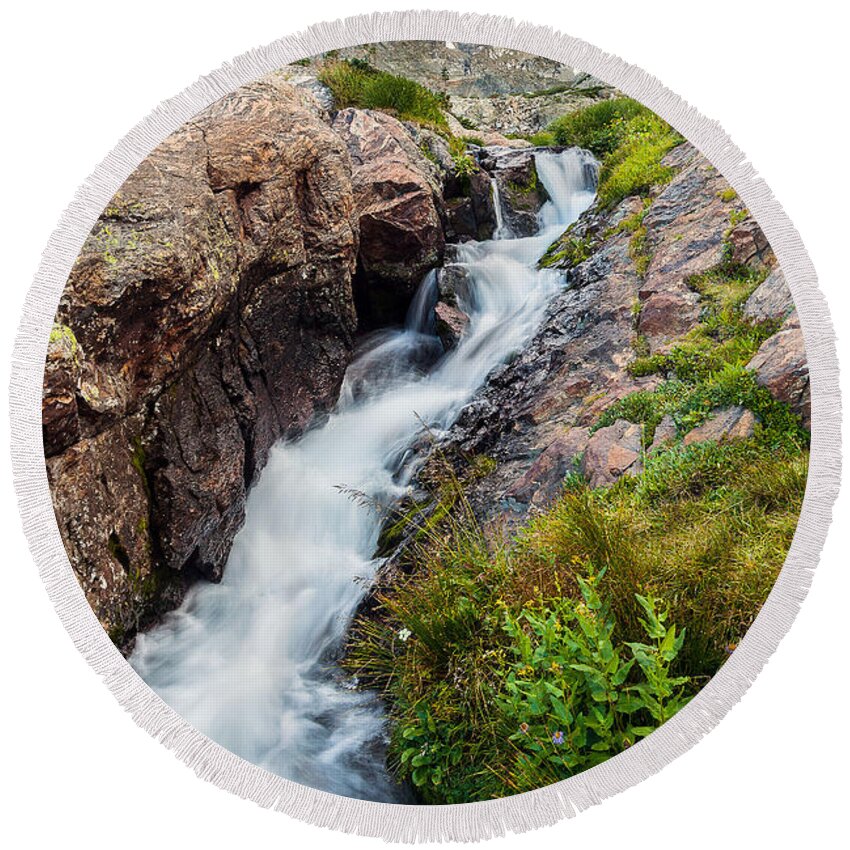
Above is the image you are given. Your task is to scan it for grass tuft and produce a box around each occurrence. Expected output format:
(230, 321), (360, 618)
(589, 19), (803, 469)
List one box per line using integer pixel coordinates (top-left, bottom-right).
(319, 60), (449, 129)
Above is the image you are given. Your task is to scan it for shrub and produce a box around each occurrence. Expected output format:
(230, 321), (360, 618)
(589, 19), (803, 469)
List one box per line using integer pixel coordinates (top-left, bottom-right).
(498, 578), (689, 784)
(549, 97), (647, 157)
(529, 130), (556, 147)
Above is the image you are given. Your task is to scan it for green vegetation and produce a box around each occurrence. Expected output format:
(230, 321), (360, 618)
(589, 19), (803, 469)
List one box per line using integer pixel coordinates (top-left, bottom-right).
(318, 60), (449, 129)
(548, 97), (682, 209)
(529, 130), (557, 147)
(538, 229), (596, 269)
(447, 135), (478, 182)
(628, 262), (777, 385)
(348, 228), (807, 802)
(347, 423), (806, 801)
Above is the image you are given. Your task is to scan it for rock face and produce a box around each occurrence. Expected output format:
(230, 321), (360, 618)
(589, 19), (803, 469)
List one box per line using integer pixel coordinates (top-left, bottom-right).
(649, 414), (677, 453)
(332, 108), (446, 327)
(444, 169), (498, 243)
(45, 73), (360, 643)
(504, 427), (589, 508)
(448, 89), (611, 138)
(747, 312), (811, 429)
(326, 42), (584, 98)
(480, 147), (550, 237)
(636, 145), (770, 347)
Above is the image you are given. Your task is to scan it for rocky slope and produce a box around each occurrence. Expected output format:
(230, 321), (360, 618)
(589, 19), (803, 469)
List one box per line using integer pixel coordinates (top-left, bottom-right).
(312, 42), (585, 98)
(393, 143), (809, 538)
(282, 43), (613, 142)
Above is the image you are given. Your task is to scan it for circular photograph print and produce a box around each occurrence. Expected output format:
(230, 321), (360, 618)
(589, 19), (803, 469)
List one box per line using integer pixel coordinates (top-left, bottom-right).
(31, 26), (822, 828)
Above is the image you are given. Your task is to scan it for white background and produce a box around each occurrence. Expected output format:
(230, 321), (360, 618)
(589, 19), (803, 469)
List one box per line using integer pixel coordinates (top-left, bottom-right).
(1, 1), (847, 846)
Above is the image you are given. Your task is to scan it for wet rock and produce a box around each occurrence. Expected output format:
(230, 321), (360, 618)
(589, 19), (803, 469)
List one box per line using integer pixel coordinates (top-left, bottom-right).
(445, 169), (497, 242)
(437, 264), (472, 306)
(649, 414), (677, 452)
(581, 419), (643, 488)
(504, 427), (589, 507)
(45, 73), (359, 642)
(480, 147), (549, 237)
(332, 108), (445, 326)
(683, 406), (756, 446)
(743, 267), (793, 323)
(747, 312), (810, 429)
(435, 302), (470, 350)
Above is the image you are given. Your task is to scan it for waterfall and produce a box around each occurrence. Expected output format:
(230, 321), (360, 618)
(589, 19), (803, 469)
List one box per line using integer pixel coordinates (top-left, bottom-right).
(490, 177), (512, 239)
(130, 148), (598, 803)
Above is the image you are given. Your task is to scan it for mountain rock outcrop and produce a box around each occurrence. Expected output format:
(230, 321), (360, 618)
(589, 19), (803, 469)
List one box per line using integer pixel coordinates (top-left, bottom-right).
(45, 73), (360, 643)
(332, 108), (446, 326)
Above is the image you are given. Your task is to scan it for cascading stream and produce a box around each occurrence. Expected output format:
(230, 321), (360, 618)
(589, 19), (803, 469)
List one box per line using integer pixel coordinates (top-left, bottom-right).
(130, 148), (598, 802)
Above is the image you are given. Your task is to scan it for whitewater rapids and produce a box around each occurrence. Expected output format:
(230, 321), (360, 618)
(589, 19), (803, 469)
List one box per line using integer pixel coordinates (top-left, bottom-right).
(130, 148), (597, 801)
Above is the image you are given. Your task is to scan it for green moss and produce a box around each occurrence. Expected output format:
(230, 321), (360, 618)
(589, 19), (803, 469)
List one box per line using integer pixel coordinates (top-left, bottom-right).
(529, 130), (556, 147)
(49, 323), (79, 358)
(718, 187), (737, 202)
(729, 208), (749, 228)
(538, 232), (596, 269)
(628, 225), (651, 278)
(130, 437), (151, 500)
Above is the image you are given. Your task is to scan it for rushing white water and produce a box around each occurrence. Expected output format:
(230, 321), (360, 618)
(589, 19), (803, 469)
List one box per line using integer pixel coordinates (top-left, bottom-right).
(490, 177), (512, 239)
(130, 148), (597, 802)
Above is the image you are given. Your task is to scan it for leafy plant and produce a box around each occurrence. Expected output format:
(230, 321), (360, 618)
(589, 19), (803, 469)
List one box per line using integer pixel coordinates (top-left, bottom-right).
(498, 572), (689, 782)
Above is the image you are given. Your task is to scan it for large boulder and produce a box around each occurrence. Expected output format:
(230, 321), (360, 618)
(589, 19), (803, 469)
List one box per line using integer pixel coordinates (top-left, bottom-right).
(479, 147), (549, 237)
(683, 406), (756, 446)
(743, 267), (794, 323)
(332, 108), (446, 326)
(581, 419), (643, 488)
(504, 427), (589, 507)
(45, 73), (360, 644)
(747, 312), (810, 430)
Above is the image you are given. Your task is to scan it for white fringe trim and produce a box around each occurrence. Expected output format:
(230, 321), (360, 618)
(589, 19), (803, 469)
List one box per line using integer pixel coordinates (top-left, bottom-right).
(8, 10), (841, 842)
